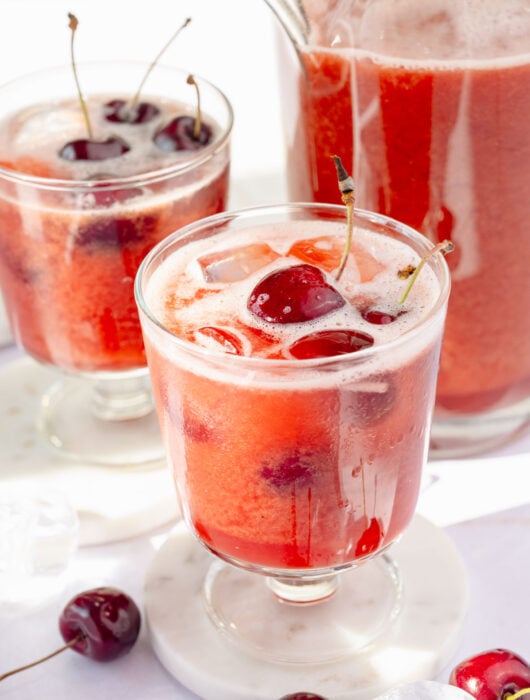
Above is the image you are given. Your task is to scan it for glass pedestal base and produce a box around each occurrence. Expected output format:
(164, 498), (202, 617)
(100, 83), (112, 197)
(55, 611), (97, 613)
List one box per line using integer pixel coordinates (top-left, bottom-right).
(204, 555), (402, 664)
(38, 372), (165, 467)
(144, 516), (469, 700)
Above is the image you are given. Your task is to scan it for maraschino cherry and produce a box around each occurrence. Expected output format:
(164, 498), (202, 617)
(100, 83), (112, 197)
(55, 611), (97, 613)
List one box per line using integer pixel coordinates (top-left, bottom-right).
(0, 587), (141, 682)
(450, 648), (530, 700)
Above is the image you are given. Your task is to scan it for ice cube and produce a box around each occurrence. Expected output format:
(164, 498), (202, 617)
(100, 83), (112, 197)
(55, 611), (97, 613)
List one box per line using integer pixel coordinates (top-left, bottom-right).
(288, 236), (385, 281)
(198, 243), (279, 283)
(374, 680), (475, 700)
(9, 104), (86, 151)
(0, 488), (79, 616)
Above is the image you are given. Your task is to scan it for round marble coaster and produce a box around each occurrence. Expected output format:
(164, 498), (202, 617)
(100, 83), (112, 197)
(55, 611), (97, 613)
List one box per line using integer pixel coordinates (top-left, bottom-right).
(0, 357), (179, 545)
(145, 516), (469, 700)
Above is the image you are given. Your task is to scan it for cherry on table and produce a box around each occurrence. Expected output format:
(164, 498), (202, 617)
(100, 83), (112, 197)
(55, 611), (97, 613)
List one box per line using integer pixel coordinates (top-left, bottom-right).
(0, 586), (141, 683)
(59, 136), (131, 162)
(449, 648), (530, 700)
(59, 586), (141, 662)
(153, 115), (212, 152)
(248, 264), (346, 324)
(104, 98), (160, 124)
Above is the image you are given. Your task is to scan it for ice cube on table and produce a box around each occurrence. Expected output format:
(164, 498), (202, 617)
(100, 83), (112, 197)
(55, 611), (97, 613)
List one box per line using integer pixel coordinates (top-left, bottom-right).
(374, 680), (475, 699)
(198, 243), (279, 283)
(0, 488), (79, 616)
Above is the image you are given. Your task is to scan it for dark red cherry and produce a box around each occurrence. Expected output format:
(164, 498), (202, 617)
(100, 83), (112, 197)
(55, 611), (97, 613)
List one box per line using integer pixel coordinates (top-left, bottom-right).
(288, 329), (374, 359)
(362, 308), (403, 325)
(449, 648), (530, 700)
(279, 695), (328, 700)
(59, 586), (141, 662)
(75, 213), (156, 248)
(261, 449), (315, 492)
(248, 264), (346, 324)
(153, 115), (212, 152)
(59, 136), (131, 162)
(104, 99), (160, 124)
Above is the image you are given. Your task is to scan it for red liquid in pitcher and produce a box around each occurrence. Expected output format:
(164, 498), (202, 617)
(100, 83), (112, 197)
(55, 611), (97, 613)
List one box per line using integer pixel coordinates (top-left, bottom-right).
(284, 6), (530, 415)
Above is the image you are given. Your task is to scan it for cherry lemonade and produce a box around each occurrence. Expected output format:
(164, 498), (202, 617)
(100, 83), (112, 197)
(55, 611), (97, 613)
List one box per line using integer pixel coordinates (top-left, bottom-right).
(0, 63), (231, 373)
(137, 205), (449, 571)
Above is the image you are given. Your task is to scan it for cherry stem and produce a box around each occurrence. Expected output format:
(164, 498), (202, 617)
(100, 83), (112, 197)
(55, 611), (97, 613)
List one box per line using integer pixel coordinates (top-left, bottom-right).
(187, 74), (202, 138)
(0, 632), (84, 682)
(398, 239), (454, 304)
(507, 690), (530, 700)
(130, 17), (191, 112)
(332, 155), (355, 282)
(67, 13), (93, 139)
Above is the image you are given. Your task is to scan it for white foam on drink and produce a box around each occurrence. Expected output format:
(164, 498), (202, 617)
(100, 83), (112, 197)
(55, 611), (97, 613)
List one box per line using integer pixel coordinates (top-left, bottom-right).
(144, 219), (444, 385)
(0, 94), (221, 180)
(307, 0), (530, 66)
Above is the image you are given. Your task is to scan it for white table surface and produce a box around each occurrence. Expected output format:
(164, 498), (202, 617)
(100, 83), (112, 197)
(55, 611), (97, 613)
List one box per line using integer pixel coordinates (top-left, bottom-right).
(0, 1), (529, 698)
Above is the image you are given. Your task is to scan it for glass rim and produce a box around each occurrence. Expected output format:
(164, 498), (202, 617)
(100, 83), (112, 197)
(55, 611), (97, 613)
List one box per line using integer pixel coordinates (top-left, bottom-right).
(0, 59), (234, 191)
(134, 202), (451, 370)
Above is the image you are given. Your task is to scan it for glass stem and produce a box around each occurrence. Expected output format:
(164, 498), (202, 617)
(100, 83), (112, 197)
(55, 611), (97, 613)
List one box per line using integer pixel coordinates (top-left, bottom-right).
(90, 375), (154, 421)
(266, 573), (338, 604)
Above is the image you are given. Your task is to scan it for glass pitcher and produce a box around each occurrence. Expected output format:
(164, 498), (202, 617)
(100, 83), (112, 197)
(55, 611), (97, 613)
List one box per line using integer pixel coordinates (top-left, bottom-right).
(266, 0), (530, 458)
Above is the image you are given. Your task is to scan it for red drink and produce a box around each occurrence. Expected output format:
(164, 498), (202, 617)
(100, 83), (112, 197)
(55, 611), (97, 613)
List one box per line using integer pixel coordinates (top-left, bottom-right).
(277, 2), (530, 453)
(137, 205), (449, 571)
(0, 63), (232, 374)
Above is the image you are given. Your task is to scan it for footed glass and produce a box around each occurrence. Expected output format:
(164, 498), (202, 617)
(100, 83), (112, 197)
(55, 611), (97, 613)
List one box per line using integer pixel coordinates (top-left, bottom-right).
(0, 61), (232, 466)
(136, 203), (450, 663)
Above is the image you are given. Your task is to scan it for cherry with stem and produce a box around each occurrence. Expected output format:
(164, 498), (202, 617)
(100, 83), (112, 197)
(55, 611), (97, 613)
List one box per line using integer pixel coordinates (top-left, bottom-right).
(67, 13), (93, 138)
(0, 587), (141, 683)
(60, 13), (130, 161)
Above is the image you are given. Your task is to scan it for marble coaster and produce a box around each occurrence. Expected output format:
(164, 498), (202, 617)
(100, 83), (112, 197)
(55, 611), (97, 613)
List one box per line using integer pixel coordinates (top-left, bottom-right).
(0, 358), (179, 545)
(145, 516), (469, 700)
